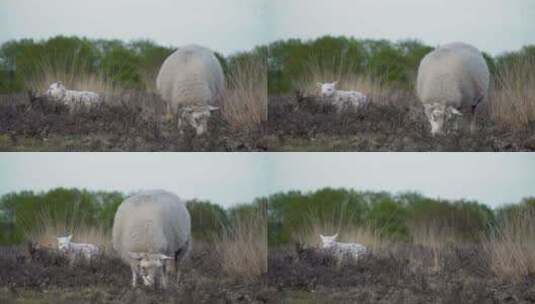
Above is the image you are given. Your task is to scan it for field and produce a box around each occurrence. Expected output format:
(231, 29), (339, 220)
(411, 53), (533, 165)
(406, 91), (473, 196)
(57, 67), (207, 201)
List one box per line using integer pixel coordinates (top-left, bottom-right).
(267, 93), (535, 152)
(268, 244), (535, 303)
(0, 242), (272, 304)
(0, 92), (269, 152)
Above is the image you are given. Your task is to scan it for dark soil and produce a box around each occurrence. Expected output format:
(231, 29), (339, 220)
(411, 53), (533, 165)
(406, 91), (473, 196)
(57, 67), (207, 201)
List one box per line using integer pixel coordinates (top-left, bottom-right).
(267, 244), (535, 303)
(0, 92), (269, 152)
(0, 242), (273, 304)
(267, 93), (535, 151)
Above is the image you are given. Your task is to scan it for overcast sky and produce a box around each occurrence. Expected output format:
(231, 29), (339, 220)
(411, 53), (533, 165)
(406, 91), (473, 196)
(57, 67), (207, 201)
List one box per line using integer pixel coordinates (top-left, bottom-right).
(0, 153), (533, 208)
(1, 1), (533, 56)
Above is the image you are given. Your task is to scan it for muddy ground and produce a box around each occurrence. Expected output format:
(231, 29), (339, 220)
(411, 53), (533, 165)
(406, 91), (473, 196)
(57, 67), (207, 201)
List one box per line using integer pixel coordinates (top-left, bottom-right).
(267, 244), (535, 304)
(0, 93), (269, 152)
(267, 93), (535, 151)
(0, 242), (273, 304)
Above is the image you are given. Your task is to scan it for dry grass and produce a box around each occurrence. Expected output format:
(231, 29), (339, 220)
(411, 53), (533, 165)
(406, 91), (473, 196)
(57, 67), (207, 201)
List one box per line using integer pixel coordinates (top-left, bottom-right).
(409, 222), (458, 271)
(294, 59), (387, 101)
(486, 58), (535, 129)
(19, 207), (111, 253)
(484, 208), (535, 281)
(27, 57), (119, 95)
(218, 205), (267, 279)
(222, 56), (268, 129)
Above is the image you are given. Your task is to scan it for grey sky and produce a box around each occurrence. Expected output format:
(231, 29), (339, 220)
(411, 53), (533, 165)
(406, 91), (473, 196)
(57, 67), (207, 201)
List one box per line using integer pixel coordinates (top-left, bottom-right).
(0, 153), (534, 209)
(2, 1), (533, 56)
(266, 153), (535, 208)
(0, 153), (270, 208)
(0, 0), (268, 55)
(267, 0), (534, 55)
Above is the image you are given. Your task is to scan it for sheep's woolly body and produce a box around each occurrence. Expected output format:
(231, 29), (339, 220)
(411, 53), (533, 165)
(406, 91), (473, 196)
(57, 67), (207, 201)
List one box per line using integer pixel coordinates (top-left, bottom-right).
(325, 242), (368, 259)
(416, 42), (489, 112)
(156, 45), (225, 112)
(112, 190), (191, 264)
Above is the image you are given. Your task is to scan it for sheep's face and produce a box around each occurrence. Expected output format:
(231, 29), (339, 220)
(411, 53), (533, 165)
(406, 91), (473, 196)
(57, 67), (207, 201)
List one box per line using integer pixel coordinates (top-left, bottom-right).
(320, 233), (338, 248)
(180, 106), (219, 135)
(129, 252), (172, 287)
(317, 82), (337, 98)
(424, 104), (462, 135)
(57, 235), (72, 251)
(46, 82), (66, 101)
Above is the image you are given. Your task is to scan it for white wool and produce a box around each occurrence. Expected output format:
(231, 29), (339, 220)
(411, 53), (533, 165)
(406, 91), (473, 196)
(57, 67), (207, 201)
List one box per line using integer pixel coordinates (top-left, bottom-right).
(318, 82), (368, 112)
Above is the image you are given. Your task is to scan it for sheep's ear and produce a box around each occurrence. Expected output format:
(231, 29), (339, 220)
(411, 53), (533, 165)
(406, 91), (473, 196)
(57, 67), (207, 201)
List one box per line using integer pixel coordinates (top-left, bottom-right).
(319, 234), (324, 238)
(128, 252), (143, 260)
(207, 106), (220, 112)
(316, 82), (323, 87)
(333, 233), (338, 239)
(67, 234), (72, 240)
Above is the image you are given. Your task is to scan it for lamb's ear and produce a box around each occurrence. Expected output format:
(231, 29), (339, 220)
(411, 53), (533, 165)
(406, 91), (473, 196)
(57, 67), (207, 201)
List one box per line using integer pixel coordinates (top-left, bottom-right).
(128, 252), (143, 260)
(207, 105), (220, 112)
(67, 234), (73, 241)
(333, 233), (338, 239)
(316, 82), (323, 87)
(157, 254), (173, 260)
(449, 107), (462, 116)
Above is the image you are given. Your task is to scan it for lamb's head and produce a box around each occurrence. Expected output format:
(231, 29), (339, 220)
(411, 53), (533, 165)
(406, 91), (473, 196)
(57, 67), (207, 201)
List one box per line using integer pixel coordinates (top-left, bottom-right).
(317, 82), (337, 98)
(129, 252), (173, 287)
(319, 233), (338, 248)
(46, 81), (67, 101)
(57, 234), (72, 251)
(180, 105), (219, 135)
(423, 103), (462, 136)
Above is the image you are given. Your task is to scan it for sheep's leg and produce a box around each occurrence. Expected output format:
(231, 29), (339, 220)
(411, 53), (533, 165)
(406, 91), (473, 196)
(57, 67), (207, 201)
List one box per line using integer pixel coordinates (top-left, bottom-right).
(160, 272), (168, 289)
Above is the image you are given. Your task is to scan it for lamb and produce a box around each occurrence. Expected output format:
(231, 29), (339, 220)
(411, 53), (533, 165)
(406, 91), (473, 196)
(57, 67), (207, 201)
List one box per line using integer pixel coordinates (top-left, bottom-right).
(156, 44), (225, 135)
(320, 233), (368, 260)
(46, 81), (102, 107)
(56, 235), (100, 264)
(416, 42), (490, 135)
(317, 82), (368, 112)
(112, 190), (191, 288)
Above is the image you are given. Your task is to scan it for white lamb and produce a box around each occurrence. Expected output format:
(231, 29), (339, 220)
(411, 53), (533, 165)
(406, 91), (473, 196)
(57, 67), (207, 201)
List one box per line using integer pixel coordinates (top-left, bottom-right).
(57, 235), (100, 264)
(320, 233), (368, 260)
(317, 82), (368, 112)
(156, 44), (225, 135)
(416, 42), (490, 135)
(46, 81), (101, 107)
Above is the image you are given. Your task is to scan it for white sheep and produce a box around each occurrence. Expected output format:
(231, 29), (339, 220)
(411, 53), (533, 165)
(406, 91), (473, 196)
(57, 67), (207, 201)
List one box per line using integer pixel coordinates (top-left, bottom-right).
(320, 233), (368, 260)
(46, 82), (102, 107)
(416, 42), (490, 135)
(56, 235), (100, 264)
(112, 190), (191, 289)
(156, 44), (225, 135)
(317, 82), (368, 112)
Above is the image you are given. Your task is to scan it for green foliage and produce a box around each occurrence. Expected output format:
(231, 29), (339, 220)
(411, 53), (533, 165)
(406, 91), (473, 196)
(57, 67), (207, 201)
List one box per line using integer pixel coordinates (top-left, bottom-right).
(0, 188), (260, 245)
(268, 188), (505, 246)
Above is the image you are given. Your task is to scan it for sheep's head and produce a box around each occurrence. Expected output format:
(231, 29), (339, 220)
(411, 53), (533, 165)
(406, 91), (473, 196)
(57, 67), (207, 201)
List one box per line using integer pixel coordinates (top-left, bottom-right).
(317, 82), (337, 98)
(46, 81), (67, 101)
(57, 234), (72, 251)
(129, 252), (173, 287)
(179, 105), (219, 135)
(319, 233), (338, 248)
(423, 103), (462, 136)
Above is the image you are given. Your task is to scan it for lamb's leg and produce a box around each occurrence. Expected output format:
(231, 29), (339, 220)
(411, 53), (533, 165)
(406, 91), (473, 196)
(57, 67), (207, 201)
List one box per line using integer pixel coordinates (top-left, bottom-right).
(160, 272), (168, 289)
(131, 266), (138, 287)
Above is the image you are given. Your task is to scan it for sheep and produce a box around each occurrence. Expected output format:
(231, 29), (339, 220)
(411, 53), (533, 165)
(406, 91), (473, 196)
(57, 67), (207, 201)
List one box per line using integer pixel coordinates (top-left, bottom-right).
(112, 190), (191, 289)
(317, 82), (368, 112)
(416, 42), (490, 135)
(319, 233), (368, 261)
(56, 235), (100, 265)
(46, 81), (102, 108)
(156, 44), (225, 135)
